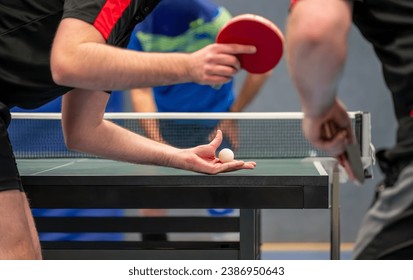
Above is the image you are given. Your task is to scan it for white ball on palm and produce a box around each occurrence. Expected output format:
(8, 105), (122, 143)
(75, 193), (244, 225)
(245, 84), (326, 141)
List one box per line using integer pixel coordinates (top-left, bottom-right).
(218, 148), (234, 163)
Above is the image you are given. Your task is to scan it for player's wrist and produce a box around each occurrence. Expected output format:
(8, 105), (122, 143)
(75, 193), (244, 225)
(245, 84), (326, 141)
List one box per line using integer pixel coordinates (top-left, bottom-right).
(169, 53), (193, 84)
(158, 146), (181, 168)
(302, 97), (337, 119)
(185, 52), (201, 84)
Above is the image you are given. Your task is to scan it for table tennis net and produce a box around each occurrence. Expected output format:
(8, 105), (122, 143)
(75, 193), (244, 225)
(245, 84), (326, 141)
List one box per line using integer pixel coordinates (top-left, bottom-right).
(9, 112), (371, 160)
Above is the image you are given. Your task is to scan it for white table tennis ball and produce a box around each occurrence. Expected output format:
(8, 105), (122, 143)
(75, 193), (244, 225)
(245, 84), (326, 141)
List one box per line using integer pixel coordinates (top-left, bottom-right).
(218, 148), (234, 163)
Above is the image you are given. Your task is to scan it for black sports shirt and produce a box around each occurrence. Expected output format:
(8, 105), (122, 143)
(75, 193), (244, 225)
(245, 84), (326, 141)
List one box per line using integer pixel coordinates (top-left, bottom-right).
(0, 0), (160, 109)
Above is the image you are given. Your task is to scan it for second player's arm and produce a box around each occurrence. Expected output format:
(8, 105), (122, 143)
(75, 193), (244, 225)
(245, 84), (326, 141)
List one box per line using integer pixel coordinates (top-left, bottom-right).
(230, 71), (272, 112)
(215, 71), (272, 149)
(285, 0), (361, 183)
(285, 0), (355, 154)
(285, 0), (352, 117)
(130, 88), (166, 143)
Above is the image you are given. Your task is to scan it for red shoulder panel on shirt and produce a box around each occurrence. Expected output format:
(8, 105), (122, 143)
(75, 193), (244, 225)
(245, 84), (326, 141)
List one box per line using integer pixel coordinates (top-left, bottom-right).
(94, 0), (132, 40)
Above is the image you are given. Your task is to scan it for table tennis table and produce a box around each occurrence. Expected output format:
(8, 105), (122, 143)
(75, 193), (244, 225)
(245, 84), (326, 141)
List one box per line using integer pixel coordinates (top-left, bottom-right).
(11, 111), (373, 260)
(18, 158), (334, 260)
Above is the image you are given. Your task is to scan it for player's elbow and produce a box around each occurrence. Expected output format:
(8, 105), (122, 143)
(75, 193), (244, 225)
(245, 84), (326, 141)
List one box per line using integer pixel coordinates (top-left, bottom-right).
(287, 11), (351, 55)
(62, 122), (91, 152)
(289, 23), (334, 50)
(63, 131), (84, 152)
(50, 55), (79, 87)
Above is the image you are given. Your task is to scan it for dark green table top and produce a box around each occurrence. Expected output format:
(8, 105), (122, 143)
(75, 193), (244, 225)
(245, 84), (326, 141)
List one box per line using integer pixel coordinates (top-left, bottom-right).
(17, 158), (325, 177)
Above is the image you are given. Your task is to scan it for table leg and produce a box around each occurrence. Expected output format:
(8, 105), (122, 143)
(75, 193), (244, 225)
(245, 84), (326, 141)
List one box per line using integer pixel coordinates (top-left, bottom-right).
(240, 209), (260, 259)
(330, 165), (341, 260)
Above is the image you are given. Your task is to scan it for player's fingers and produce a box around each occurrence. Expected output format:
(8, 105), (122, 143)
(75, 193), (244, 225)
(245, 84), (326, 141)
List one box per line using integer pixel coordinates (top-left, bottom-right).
(333, 116), (354, 143)
(217, 160), (256, 173)
(205, 70), (236, 85)
(244, 161), (257, 168)
(207, 160), (243, 174)
(217, 43), (257, 55)
(212, 52), (242, 67)
(229, 134), (240, 151)
(202, 60), (239, 84)
(226, 121), (240, 150)
(207, 55), (241, 74)
(314, 130), (348, 156)
(209, 129), (223, 150)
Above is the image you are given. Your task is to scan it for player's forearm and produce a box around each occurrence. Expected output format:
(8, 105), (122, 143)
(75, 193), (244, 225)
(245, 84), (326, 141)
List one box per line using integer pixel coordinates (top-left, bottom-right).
(62, 89), (175, 167)
(285, 0), (352, 117)
(50, 18), (191, 90)
(231, 72), (271, 112)
(130, 88), (157, 113)
(287, 40), (344, 117)
(65, 119), (178, 167)
(53, 43), (192, 90)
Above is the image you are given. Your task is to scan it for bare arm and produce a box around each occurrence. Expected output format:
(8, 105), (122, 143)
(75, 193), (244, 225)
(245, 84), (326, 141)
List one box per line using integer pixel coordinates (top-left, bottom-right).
(61, 89), (256, 174)
(230, 71), (272, 112)
(51, 18), (256, 91)
(286, 0), (352, 117)
(286, 0), (362, 182)
(130, 88), (165, 143)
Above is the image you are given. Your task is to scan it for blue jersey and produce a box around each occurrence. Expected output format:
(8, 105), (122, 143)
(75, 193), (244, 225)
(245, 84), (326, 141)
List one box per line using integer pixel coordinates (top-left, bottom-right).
(127, 0), (235, 114)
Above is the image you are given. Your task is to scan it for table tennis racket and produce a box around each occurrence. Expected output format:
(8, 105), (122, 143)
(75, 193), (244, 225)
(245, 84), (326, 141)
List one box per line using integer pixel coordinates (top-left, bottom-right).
(344, 143), (365, 184)
(216, 14), (284, 74)
(323, 121), (365, 184)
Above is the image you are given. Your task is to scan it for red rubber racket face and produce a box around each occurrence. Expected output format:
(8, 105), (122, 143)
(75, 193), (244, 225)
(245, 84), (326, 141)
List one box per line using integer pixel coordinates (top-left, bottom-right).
(216, 14), (284, 74)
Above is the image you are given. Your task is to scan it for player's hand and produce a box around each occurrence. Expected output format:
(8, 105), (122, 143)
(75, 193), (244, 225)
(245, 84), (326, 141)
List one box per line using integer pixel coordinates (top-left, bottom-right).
(302, 99), (352, 156)
(176, 130), (256, 174)
(189, 43), (256, 86)
(208, 120), (240, 150)
(303, 99), (359, 182)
